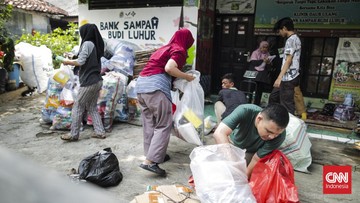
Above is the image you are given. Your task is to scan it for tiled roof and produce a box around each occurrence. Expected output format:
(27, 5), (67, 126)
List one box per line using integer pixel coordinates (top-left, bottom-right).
(4, 0), (68, 16)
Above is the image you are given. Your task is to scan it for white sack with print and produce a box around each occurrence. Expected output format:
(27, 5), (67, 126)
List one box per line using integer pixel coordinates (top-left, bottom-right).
(15, 42), (54, 93)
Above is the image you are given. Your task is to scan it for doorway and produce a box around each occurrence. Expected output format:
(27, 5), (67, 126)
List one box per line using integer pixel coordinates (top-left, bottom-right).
(212, 15), (255, 94)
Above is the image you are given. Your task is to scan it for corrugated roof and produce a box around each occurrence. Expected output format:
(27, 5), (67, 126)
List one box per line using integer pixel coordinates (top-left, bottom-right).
(4, 0), (68, 16)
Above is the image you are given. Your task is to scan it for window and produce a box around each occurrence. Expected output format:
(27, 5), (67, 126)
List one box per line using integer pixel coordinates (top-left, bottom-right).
(303, 38), (338, 98)
(88, 0), (183, 10)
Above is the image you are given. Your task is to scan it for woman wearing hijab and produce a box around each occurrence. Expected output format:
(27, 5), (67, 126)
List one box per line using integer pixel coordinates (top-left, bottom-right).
(248, 40), (273, 106)
(135, 28), (195, 176)
(60, 23), (106, 141)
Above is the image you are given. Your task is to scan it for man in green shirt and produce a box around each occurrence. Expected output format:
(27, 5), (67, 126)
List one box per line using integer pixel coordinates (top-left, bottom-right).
(213, 103), (289, 179)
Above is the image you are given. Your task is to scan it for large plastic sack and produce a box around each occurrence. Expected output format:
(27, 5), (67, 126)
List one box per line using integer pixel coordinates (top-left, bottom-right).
(15, 42), (54, 93)
(114, 84), (129, 122)
(88, 72), (127, 132)
(78, 148), (123, 188)
(113, 78), (142, 125)
(41, 65), (78, 126)
(333, 104), (356, 121)
(172, 70), (204, 146)
(50, 86), (79, 131)
(279, 113), (312, 173)
(126, 79), (142, 126)
(249, 150), (300, 203)
(101, 43), (135, 76)
(190, 144), (256, 203)
(41, 78), (63, 123)
(103, 39), (141, 58)
(50, 106), (72, 130)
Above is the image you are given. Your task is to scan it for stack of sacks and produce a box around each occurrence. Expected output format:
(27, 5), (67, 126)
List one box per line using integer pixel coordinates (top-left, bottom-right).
(279, 113), (312, 173)
(101, 39), (138, 76)
(41, 65), (79, 130)
(132, 49), (156, 78)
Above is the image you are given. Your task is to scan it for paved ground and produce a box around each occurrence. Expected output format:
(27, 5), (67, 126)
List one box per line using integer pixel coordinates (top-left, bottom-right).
(0, 91), (359, 202)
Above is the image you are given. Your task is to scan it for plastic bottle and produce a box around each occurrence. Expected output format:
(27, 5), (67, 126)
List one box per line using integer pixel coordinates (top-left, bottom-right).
(55, 55), (65, 62)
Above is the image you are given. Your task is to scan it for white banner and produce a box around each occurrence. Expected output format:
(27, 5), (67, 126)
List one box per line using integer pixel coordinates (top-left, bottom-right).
(79, 5), (198, 49)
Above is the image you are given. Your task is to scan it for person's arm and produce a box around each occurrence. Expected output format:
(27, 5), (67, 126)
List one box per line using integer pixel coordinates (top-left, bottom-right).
(63, 60), (80, 66)
(273, 54), (293, 88)
(246, 153), (261, 180)
(62, 41), (92, 67)
(164, 59), (194, 82)
(213, 122), (233, 144)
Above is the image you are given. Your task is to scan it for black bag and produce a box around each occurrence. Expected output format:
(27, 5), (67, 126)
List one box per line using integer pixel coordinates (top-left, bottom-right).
(321, 103), (337, 116)
(78, 147), (123, 187)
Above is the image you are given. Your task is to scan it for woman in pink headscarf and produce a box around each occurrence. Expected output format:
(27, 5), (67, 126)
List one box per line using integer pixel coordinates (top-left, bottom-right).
(249, 41), (273, 106)
(135, 28), (195, 176)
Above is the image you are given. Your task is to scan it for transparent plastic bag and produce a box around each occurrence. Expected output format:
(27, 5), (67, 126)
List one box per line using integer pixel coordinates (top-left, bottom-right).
(190, 144), (256, 203)
(172, 70), (204, 145)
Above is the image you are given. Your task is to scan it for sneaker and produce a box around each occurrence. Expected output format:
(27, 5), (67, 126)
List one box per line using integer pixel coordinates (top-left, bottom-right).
(60, 133), (79, 142)
(139, 163), (166, 176)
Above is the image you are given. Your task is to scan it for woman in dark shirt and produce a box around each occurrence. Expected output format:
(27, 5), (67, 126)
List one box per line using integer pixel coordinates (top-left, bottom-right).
(60, 24), (106, 141)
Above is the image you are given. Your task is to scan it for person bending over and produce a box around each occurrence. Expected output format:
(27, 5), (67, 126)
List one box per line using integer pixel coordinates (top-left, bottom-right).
(213, 103), (289, 179)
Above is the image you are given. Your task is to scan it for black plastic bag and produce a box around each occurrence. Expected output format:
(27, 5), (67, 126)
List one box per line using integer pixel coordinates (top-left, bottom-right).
(78, 148), (123, 187)
(321, 103), (337, 116)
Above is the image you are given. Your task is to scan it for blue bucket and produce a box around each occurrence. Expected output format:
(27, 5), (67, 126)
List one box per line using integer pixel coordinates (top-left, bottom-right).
(8, 63), (20, 88)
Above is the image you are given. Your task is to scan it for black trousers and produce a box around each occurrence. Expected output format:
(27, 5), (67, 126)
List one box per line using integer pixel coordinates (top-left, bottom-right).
(268, 76), (300, 114)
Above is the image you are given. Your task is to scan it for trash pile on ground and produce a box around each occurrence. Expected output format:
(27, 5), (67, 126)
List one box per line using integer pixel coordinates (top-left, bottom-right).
(12, 40), (158, 130)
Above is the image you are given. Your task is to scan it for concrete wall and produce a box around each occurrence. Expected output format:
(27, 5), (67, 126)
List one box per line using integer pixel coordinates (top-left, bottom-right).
(6, 10), (51, 37)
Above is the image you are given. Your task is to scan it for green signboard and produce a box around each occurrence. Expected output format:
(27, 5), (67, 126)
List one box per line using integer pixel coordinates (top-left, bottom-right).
(255, 0), (360, 29)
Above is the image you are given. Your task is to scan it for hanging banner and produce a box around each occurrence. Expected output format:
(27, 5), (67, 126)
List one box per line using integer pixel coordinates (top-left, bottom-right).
(329, 38), (360, 105)
(254, 1), (360, 36)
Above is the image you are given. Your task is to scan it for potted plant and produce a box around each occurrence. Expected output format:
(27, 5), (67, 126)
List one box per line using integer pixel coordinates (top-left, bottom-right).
(0, 3), (14, 93)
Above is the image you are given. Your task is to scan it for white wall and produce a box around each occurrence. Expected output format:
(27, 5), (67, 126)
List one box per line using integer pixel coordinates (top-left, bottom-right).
(32, 15), (50, 34)
(79, 4), (198, 50)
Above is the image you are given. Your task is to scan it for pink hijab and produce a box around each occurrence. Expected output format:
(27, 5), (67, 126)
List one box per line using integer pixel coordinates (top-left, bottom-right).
(250, 41), (270, 61)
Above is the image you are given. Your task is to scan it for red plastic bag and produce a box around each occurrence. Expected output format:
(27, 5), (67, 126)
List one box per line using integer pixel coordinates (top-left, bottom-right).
(249, 150), (300, 203)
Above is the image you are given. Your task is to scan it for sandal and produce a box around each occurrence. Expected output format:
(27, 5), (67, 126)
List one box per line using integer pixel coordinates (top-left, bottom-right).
(91, 133), (106, 139)
(60, 133), (79, 142)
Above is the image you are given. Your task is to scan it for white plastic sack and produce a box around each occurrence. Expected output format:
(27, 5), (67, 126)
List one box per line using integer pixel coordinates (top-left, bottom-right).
(15, 42), (54, 93)
(114, 84), (129, 122)
(88, 72), (127, 131)
(190, 144), (256, 203)
(279, 113), (312, 173)
(41, 78), (63, 123)
(101, 39), (136, 76)
(126, 79), (142, 126)
(172, 70), (204, 146)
